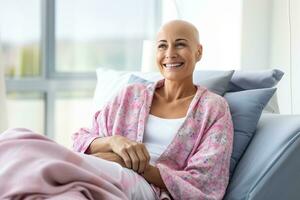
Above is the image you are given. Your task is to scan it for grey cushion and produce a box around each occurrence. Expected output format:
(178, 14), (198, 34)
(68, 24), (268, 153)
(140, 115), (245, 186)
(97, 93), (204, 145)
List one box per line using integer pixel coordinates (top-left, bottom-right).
(228, 69), (284, 114)
(228, 69), (284, 92)
(129, 69), (234, 96)
(195, 69), (284, 113)
(224, 114), (300, 200)
(225, 88), (276, 176)
(193, 70), (234, 96)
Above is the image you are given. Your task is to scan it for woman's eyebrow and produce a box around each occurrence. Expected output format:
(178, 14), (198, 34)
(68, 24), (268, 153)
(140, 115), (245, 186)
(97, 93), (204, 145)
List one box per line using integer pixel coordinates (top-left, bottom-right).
(175, 38), (188, 42)
(158, 40), (167, 43)
(158, 38), (188, 43)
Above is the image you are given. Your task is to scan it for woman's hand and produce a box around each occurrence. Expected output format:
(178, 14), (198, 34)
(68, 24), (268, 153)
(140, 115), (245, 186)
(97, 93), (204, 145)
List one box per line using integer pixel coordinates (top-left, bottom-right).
(110, 135), (150, 174)
(92, 152), (126, 167)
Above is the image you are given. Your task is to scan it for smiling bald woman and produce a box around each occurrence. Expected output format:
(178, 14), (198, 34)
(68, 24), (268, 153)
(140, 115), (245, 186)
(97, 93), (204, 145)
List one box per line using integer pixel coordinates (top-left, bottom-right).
(73, 20), (234, 200)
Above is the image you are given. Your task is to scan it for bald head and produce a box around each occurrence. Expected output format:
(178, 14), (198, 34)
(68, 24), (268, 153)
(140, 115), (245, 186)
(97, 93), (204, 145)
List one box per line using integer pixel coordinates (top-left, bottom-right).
(155, 20), (203, 82)
(157, 20), (200, 44)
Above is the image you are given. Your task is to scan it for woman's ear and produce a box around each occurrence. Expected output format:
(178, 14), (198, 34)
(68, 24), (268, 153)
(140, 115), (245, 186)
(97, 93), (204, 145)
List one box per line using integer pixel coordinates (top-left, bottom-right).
(196, 44), (203, 61)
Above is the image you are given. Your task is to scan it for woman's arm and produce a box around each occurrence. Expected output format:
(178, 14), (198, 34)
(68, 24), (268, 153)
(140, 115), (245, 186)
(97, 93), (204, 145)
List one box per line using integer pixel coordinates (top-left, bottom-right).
(90, 137), (167, 190)
(73, 111), (151, 173)
(153, 98), (234, 199)
(87, 135), (151, 174)
(92, 149), (167, 190)
(92, 152), (126, 167)
(142, 164), (167, 189)
(92, 148), (167, 190)
(86, 137), (113, 154)
(73, 85), (152, 174)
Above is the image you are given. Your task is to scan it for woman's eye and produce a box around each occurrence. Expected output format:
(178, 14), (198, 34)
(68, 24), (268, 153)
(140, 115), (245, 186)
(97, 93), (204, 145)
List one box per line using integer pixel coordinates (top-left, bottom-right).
(158, 44), (167, 49)
(176, 43), (186, 48)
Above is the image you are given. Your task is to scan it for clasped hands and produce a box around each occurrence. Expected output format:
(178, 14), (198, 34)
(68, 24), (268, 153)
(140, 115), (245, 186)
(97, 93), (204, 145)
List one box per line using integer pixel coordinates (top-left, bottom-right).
(91, 135), (150, 174)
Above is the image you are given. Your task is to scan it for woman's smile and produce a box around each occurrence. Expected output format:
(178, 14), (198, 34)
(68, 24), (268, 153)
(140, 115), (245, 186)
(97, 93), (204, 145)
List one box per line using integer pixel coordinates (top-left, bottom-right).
(163, 62), (185, 69)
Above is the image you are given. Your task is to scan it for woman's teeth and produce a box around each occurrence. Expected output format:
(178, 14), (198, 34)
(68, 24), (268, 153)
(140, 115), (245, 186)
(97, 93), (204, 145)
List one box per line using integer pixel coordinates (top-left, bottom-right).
(163, 63), (184, 68)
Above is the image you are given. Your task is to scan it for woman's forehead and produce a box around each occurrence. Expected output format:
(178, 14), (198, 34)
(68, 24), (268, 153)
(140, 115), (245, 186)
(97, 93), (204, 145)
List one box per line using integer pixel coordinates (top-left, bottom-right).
(156, 28), (195, 42)
(156, 20), (199, 42)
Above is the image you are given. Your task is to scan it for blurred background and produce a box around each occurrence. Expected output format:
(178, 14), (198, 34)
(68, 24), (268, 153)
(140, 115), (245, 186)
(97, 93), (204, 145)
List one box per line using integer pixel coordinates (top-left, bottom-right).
(0, 0), (299, 148)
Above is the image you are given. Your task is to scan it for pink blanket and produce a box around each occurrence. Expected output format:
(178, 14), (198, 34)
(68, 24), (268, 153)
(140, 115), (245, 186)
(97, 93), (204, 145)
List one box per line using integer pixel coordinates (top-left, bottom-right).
(0, 128), (130, 200)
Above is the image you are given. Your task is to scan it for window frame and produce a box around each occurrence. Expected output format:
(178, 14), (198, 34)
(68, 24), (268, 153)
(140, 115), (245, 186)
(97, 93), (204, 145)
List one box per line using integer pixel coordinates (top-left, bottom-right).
(5, 0), (161, 138)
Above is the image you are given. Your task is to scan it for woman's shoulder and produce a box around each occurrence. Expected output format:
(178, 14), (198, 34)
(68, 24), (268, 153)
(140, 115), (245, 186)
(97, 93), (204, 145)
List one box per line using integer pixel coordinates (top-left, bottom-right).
(122, 81), (154, 94)
(114, 81), (155, 101)
(196, 85), (229, 109)
(126, 81), (152, 89)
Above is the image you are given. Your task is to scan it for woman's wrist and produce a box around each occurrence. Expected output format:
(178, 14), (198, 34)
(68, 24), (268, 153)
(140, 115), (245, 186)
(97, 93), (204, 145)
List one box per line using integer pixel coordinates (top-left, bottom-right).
(141, 164), (167, 190)
(107, 135), (117, 151)
(87, 136), (114, 154)
(93, 152), (126, 167)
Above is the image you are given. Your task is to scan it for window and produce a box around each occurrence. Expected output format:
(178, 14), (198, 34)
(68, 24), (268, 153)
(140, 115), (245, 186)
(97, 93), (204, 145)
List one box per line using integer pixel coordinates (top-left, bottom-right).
(54, 91), (94, 148)
(7, 92), (45, 133)
(0, 0), (41, 78)
(1, 0), (161, 148)
(2, 0), (243, 147)
(56, 0), (158, 73)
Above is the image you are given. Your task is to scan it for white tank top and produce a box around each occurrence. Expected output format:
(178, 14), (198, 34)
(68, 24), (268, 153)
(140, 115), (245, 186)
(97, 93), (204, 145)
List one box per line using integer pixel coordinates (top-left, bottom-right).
(143, 114), (186, 165)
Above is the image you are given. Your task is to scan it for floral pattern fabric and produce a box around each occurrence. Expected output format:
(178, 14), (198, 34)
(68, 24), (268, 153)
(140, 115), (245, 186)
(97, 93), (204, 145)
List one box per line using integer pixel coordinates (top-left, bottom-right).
(73, 80), (234, 200)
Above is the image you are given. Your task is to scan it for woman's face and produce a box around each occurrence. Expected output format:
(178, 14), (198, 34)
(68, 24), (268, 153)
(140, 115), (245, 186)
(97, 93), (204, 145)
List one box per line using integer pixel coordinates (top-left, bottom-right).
(156, 23), (202, 82)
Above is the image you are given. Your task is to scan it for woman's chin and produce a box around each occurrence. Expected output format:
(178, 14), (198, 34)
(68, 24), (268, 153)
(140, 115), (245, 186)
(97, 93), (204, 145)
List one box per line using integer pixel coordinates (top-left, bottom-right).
(162, 73), (184, 82)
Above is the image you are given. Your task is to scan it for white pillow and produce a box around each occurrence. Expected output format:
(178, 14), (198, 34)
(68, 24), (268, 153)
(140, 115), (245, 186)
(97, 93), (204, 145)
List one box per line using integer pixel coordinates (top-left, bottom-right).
(92, 67), (161, 112)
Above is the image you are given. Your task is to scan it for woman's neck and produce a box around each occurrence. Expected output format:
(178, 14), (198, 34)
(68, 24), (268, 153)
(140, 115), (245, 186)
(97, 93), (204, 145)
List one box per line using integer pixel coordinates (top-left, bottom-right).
(157, 78), (197, 102)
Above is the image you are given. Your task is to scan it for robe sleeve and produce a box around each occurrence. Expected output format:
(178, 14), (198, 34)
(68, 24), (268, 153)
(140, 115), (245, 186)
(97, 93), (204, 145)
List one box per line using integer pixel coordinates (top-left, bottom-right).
(72, 93), (121, 153)
(156, 99), (234, 200)
(71, 83), (146, 153)
(72, 110), (103, 153)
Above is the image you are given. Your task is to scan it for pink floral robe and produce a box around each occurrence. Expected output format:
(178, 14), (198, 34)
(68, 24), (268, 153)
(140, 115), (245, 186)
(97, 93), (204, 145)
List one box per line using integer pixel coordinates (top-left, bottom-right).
(73, 79), (234, 200)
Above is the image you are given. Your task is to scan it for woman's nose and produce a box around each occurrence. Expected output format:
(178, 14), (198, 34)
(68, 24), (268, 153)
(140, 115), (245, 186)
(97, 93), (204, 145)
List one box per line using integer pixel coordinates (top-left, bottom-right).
(165, 47), (177, 59)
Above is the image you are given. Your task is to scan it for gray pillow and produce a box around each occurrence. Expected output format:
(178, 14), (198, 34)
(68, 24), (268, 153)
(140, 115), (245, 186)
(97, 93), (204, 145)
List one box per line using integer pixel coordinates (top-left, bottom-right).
(193, 70), (234, 96)
(129, 70), (234, 96)
(195, 69), (283, 113)
(225, 88), (276, 176)
(228, 69), (284, 92)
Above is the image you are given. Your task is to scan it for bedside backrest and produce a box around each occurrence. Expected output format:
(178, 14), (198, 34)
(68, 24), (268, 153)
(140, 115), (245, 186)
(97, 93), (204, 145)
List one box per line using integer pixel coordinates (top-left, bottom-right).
(224, 113), (300, 200)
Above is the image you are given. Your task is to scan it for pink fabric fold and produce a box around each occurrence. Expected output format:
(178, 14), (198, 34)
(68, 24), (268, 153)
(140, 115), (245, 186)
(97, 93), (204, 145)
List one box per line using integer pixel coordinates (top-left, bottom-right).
(0, 128), (128, 200)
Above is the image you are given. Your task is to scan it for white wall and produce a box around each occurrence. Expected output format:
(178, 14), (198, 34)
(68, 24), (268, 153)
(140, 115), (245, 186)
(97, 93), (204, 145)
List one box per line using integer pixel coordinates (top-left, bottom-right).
(270, 0), (291, 114)
(268, 0), (299, 114)
(290, 0), (300, 114)
(240, 0), (272, 69)
(235, 0), (299, 114)
(164, 0), (298, 114)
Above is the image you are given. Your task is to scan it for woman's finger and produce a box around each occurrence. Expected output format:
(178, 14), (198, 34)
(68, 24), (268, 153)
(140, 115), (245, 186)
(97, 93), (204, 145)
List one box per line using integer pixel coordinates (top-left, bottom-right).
(136, 147), (147, 173)
(142, 145), (151, 164)
(119, 148), (132, 169)
(126, 146), (139, 171)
